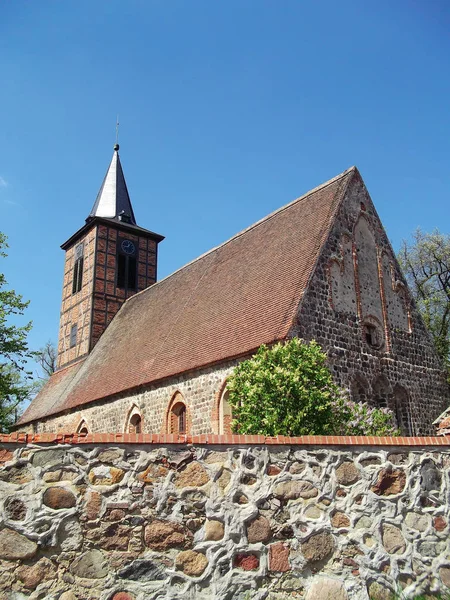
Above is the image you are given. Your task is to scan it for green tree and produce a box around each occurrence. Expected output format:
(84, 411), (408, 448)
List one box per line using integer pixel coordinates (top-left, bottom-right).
(0, 232), (35, 431)
(227, 338), (399, 437)
(227, 338), (339, 436)
(398, 229), (450, 373)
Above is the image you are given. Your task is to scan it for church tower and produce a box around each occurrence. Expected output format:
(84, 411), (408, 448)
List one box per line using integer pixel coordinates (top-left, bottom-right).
(57, 144), (164, 370)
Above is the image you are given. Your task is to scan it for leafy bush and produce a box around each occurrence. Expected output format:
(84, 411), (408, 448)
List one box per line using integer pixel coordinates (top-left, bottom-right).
(227, 338), (399, 437)
(332, 392), (399, 436)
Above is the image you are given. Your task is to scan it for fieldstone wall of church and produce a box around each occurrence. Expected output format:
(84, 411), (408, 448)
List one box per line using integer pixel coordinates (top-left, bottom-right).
(293, 175), (449, 435)
(0, 439), (449, 600)
(31, 360), (237, 436)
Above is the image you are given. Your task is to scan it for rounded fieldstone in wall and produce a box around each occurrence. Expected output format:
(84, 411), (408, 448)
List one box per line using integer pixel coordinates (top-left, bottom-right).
(58, 516), (83, 551)
(4, 496), (27, 521)
(144, 520), (193, 551)
(59, 592), (77, 600)
(16, 557), (56, 590)
(175, 462), (210, 488)
(335, 462), (359, 486)
(175, 550), (208, 577)
(84, 490), (103, 520)
(301, 532), (335, 563)
(119, 559), (166, 582)
(274, 480), (318, 500)
(0, 527), (37, 560)
(289, 461), (306, 474)
(434, 515), (447, 531)
(97, 449), (123, 463)
(305, 578), (347, 600)
(246, 515), (272, 543)
(420, 460), (441, 492)
(439, 566), (450, 587)
(31, 448), (66, 467)
(304, 506), (323, 519)
(70, 549), (108, 579)
(367, 581), (394, 600)
(331, 512), (350, 528)
(371, 468), (406, 496)
(204, 519), (224, 541)
(88, 465), (125, 486)
(355, 516), (372, 530)
(0, 464), (33, 484)
(43, 486), (76, 509)
(404, 512), (430, 532)
(137, 463), (168, 484)
(381, 524), (406, 555)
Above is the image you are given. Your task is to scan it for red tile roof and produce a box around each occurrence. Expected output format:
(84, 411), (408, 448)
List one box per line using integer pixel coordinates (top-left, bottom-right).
(18, 167), (355, 425)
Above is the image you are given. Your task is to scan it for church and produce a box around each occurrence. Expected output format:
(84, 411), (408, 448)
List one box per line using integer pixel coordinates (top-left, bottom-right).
(17, 146), (448, 436)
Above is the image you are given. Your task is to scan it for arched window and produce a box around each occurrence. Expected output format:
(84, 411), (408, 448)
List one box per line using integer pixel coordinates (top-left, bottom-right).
(76, 420), (89, 435)
(166, 392), (189, 435)
(125, 405), (143, 434)
(350, 375), (369, 404)
(219, 389), (232, 434)
(393, 384), (412, 436)
(372, 374), (392, 409)
(129, 413), (142, 434)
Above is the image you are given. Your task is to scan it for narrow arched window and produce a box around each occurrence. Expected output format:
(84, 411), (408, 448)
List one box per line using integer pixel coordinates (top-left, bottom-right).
(372, 375), (392, 409)
(77, 420), (89, 435)
(393, 385), (412, 436)
(350, 375), (369, 404)
(166, 393), (189, 435)
(129, 413), (142, 434)
(117, 238), (137, 291)
(72, 244), (84, 294)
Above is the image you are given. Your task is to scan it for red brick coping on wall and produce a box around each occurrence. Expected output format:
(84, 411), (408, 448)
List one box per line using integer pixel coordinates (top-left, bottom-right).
(1, 433), (449, 446)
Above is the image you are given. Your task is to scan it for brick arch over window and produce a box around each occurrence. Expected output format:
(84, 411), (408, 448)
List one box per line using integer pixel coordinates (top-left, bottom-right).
(165, 391), (190, 435)
(212, 379), (234, 434)
(212, 379), (233, 434)
(125, 404), (143, 434)
(76, 419), (89, 435)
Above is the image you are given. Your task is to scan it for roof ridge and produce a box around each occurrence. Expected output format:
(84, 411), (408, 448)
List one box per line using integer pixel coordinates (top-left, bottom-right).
(125, 166), (357, 307)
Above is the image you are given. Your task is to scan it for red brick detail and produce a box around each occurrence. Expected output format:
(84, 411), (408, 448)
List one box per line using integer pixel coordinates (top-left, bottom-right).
(3, 434), (450, 447)
(234, 553), (259, 570)
(0, 449), (13, 463)
(267, 465), (282, 476)
(434, 516), (447, 532)
(269, 543), (290, 572)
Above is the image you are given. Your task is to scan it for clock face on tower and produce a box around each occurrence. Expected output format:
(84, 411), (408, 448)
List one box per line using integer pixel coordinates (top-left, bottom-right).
(121, 239), (136, 255)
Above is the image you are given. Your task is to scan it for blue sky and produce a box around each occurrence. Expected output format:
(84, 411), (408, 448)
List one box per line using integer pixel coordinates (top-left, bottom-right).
(1, 1), (449, 370)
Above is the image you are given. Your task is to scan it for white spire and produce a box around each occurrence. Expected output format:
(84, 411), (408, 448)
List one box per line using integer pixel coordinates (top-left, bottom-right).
(89, 145), (136, 224)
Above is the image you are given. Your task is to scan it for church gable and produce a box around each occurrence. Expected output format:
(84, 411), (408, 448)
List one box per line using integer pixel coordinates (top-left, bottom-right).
(295, 169), (447, 433)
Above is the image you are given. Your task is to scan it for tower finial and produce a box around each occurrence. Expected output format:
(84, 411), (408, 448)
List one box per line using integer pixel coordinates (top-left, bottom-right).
(114, 115), (120, 151)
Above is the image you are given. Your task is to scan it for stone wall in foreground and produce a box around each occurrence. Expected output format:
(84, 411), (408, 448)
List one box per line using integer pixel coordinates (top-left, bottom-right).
(0, 435), (449, 600)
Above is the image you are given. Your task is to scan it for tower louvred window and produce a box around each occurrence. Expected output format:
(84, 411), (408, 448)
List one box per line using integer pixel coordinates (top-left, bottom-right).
(117, 239), (137, 291)
(72, 244), (84, 294)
